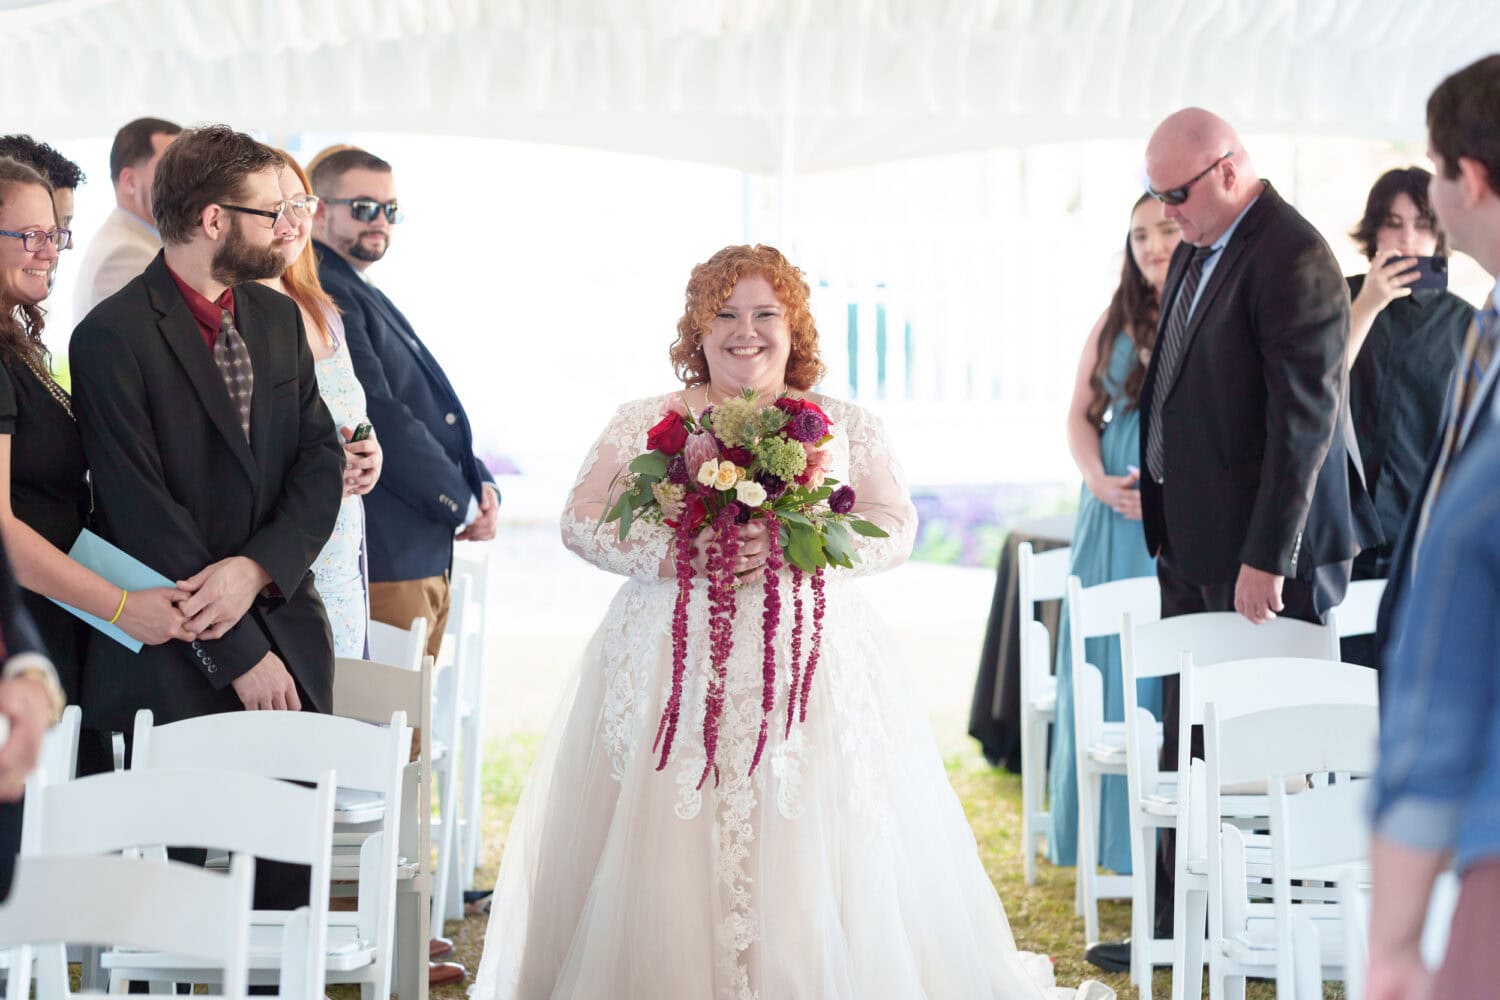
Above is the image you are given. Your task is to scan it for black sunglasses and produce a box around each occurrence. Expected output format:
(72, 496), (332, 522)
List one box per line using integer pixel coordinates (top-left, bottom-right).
(327, 198), (404, 224)
(222, 202), (288, 228)
(1147, 152), (1233, 206)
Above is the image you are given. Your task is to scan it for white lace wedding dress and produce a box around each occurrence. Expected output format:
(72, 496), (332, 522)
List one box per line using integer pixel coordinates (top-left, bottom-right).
(473, 394), (1097, 1000)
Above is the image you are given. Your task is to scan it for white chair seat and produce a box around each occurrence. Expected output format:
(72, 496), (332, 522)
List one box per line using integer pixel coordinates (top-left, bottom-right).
(1029, 676), (1058, 716)
(334, 788), (386, 824)
(1224, 915), (1348, 962)
(104, 922), (376, 974)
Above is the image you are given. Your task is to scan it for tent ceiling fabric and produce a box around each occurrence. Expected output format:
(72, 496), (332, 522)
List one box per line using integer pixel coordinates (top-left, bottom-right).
(6, 0), (1499, 172)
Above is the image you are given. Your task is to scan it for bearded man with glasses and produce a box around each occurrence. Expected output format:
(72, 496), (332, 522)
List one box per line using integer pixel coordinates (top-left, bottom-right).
(1084, 108), (1379, 974)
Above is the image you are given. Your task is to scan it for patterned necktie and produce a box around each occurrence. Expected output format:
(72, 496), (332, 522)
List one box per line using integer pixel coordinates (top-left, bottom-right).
(1412, 303), (1500, 569)
(214, 309), (254, 440)
(1145, 245), (1217, 483)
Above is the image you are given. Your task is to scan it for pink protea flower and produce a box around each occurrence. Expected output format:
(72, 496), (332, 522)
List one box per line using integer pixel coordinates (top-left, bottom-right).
(797, 447), (831, 488)
(684, 432), (719, 481)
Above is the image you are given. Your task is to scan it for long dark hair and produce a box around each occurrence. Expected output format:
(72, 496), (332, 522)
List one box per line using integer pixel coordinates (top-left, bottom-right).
(1086, 192), (1162, 429)
(1349, 167), (1448, 259)
(0, 156), (52, 371)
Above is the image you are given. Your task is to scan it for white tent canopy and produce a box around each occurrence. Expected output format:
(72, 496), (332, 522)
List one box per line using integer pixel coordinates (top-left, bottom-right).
(4, 0), (1498, 172)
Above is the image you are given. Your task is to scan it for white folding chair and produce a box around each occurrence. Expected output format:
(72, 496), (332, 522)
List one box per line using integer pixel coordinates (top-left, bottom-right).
(1120, 612), (1338, 999)
(1333, 579), (1386, 638)
(20, 762), (332, 998)
(1065, 574), (1160, 943)
(452, 539), (495, 895)
(122, 709), (409, 1000)
(1017, 541), (1071, 884)
(0, 853), (255, 1000)
(334, 654), (434, 1000)
(1204, 699), (1378, 999)
(1186, 660), (1376, 1000)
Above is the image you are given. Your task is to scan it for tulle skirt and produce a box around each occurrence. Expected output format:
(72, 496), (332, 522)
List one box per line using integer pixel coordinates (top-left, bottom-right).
(472, 573), (1069, 1000)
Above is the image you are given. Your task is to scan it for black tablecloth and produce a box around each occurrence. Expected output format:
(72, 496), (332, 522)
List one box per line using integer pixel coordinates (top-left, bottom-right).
(967, 513), (1075, 772)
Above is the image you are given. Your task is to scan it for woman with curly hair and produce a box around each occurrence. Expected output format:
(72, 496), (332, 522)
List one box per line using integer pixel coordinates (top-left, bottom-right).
(0, 156), (192, 777)
(473, 244), (1106, 998)
(1047, 195), (1178, 881)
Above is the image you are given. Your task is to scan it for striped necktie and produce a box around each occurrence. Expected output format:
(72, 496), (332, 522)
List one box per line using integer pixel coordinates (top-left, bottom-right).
(1146, 245), (1217, 483)
(1411, 303), (1500, 567)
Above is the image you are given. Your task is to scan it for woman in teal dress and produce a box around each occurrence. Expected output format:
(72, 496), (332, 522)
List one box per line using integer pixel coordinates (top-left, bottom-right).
(1047, 194), (1181, 873)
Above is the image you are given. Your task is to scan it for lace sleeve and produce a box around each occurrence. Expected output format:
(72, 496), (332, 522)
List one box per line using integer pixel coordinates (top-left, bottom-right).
(836, 401), (918, 577)
(560, 397), (676, 580)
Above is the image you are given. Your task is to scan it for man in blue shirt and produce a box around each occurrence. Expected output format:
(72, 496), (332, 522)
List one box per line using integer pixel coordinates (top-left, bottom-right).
(1370, 52), (1500, 1000)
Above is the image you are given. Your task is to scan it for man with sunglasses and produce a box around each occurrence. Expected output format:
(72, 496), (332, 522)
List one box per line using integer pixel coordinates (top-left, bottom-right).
(1085, 107), (1377, 974)
(309, 144), (492, 985)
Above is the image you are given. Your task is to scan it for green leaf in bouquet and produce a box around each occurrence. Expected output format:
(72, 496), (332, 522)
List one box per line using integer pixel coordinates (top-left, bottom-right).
(777, 508), (814, 528)
(848, 517), (890, 538)
(785, 522), (822, 572)
(603, 490), (632, 525)
(630, 451), (669, 478)
(806, 486), (834, 504)
(823, 519), (856, 564)
(616, 503), (635, 541)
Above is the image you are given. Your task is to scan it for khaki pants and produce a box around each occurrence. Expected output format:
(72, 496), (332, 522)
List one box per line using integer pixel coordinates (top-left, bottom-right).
(368, 574), (450, 661)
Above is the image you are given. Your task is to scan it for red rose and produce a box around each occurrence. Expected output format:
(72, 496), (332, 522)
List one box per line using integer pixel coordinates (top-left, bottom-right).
(722, 446), (755, 467)
(646, 413), (689, 455)
(775, 396), (831, 425)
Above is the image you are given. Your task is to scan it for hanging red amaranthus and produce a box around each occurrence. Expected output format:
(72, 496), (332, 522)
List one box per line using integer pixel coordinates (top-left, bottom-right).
(653, 518), (698, 770)
(696, 506), (743, 789)
(749, 539), (785, 775)
(798, 567), (827, 723)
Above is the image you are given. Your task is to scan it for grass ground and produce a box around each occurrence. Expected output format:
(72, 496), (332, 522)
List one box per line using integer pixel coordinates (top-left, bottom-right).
(406, 731), (1346, 1000)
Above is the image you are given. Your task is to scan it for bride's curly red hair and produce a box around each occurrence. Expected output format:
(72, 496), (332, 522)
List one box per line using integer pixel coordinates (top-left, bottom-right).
(670, 244), (825, 391)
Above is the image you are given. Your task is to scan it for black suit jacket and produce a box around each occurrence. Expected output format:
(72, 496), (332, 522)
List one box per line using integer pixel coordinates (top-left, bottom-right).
(69, 254), (344, 731)
(1374, 366), (1497, 670)
(1139, 182), (1379, 588)
(314, 243), (494, 582)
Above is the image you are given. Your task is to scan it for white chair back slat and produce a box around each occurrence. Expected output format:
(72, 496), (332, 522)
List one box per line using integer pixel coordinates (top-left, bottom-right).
(26, 767), (335, 868)
(1210, 701), (1379, 789)
(132, 708), (403, 794)
(0, 853), (255, 999)
(1069, 575), (1160, 642)
(1124, 612), (1338, 684)
(367, 617), (428, 673)
(1019, 542), (1071, 610)
(1334, 578), (1386, 638)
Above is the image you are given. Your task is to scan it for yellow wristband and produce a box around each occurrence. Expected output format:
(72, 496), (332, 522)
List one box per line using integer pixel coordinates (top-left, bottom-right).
(108, 588), (128, 625)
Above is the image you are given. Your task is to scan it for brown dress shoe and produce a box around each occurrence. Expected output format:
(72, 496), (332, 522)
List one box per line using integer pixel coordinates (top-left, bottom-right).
(429, 962), (467, 986)
(429, 937), (455, 960)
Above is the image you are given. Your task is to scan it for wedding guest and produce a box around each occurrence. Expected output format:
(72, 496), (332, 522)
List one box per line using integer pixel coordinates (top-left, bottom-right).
(311, 146), (487, 984)
(1341, 167), (1472, 666)
(259, 149), (382, 658)
(70, 127), (343, 916)
(0, 530), (66, 900)
(72, 116), (179, 316)
(0, 135), (84, 238)
(1048, 194), (1174, 879)
(1088, 108), (1378, 970)
(0, 156), (191, 780)
(311, 148), (497, 658)
(1369, 52), (1500, 1000)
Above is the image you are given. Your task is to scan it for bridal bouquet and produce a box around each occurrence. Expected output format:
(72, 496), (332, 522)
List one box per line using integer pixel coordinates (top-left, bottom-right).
(603, 390), (888, 788)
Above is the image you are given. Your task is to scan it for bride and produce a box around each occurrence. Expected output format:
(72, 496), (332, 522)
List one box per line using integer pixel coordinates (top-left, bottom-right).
(473, 245), (1109, 999)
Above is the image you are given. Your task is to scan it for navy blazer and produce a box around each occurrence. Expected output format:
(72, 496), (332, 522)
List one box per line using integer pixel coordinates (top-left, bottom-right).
(314, 243), (495, 582)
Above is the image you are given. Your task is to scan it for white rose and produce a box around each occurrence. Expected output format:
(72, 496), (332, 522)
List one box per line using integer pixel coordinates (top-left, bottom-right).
(735, 479), (768, 508)
(696, 459), (720, 487)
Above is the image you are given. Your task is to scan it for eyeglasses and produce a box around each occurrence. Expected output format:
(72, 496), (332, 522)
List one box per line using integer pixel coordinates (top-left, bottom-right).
(0, 228), (71, 252)
(221, 202), (289, 228)
(287, 195), (320, 219)
(326, 198), (404, 224)
(1147, 152), (1234, 206)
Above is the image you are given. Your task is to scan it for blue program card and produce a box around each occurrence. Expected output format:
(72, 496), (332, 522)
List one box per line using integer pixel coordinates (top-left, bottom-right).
(48, 530), (175, 653)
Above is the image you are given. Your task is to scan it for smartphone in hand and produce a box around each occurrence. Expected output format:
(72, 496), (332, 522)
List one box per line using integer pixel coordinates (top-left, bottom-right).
(1397, 255), (1448, 292)
(350, 422), (374, 443)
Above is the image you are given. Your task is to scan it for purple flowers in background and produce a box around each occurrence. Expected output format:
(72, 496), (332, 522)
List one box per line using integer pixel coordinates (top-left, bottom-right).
(666, 455), (690, 485)
(829, 485), (856, 514)
(788, 409), (829, 443)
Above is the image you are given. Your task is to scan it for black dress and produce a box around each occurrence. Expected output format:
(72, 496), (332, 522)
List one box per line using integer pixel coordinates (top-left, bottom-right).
(0, 349), (107, 772)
